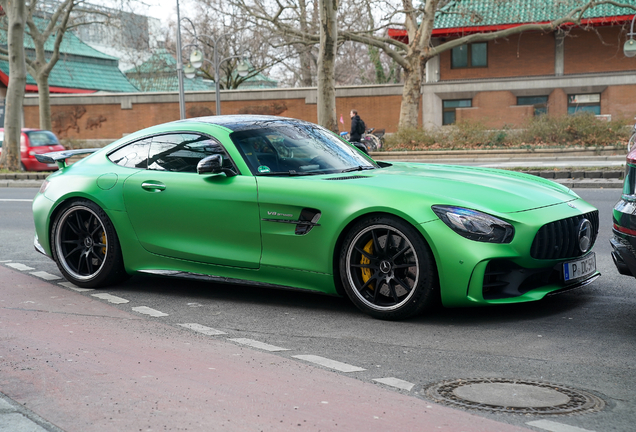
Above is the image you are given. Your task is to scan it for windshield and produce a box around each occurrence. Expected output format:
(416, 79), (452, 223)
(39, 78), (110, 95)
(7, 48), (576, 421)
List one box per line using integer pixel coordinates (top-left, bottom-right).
(25, 131), (60, 147)
(231, 122), (376, 176)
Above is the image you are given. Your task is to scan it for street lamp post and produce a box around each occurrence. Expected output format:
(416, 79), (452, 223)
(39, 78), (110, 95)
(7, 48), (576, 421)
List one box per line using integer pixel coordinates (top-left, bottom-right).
(185, 33), (248, 116)
(175, 0), (186, 119)
(624, 15), (636, 57)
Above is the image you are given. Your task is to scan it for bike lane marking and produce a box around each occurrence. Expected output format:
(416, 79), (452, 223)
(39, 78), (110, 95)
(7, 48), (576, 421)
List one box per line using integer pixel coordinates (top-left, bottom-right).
(293, 354), (366, 372)
(229, 338), (290, 352)
(527, 420), (596, 432)
(373, 377), (415, 391)
(178, 323), (227, 336)
(91, 293), (130, 304)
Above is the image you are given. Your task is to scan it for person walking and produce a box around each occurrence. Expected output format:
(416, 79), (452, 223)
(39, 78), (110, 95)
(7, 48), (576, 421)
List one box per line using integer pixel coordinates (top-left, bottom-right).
(349, 109), (365, 143)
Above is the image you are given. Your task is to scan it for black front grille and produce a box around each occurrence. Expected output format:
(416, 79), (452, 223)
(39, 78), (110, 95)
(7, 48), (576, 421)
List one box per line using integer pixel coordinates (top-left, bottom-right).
(530, 210), (599, 260)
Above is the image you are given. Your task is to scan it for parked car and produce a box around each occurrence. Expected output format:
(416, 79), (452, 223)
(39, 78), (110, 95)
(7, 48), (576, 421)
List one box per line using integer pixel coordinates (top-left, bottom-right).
(32, 116), (600, 320)
(0, 128), (65, 171)
(611, 141), (636, 277)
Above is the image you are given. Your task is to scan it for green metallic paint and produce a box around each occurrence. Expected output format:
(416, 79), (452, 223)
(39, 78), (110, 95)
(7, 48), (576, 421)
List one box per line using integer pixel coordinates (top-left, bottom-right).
(32, 119), (599, 309)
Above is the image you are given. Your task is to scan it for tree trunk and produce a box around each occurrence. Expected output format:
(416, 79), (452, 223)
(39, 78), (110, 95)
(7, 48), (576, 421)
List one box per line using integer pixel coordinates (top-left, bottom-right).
(316, 0), (338, 133)
(36, 73), (52, 131)
(298, 0), (314, 87)
(0, 0), (27, 171)
(398, 56), (423, 129)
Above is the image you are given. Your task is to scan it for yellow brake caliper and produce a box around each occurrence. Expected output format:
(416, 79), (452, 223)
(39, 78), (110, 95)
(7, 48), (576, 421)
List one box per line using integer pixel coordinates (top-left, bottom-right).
(361, 239), (374, 290)
(101, 231), (107, 256)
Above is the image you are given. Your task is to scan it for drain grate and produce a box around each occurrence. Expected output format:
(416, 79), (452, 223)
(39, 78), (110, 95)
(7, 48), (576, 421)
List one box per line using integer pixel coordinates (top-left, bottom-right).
(425, 378), (605, 415)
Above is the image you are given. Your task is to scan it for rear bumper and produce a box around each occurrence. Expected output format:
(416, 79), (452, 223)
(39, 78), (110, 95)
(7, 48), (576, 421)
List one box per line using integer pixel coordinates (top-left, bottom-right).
(23, 157), (58, 171)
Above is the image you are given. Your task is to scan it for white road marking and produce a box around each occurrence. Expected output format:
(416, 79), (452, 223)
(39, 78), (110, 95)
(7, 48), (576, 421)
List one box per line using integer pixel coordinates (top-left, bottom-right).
(372, 377), (415, 391)
(30, 271), (61, 281)
(229, 338), (290, 352)
(527, 420), (596, 432)
(58, 282), (93, 292)
(91, 293), (129, 304)
(6, 263), (35, 271)
(292, 355), (366, 372)
(132, 306), (169, 317)
(0, 260), (12, 263)
(0, 199), (33, 202)
(178, 323), (227, 336)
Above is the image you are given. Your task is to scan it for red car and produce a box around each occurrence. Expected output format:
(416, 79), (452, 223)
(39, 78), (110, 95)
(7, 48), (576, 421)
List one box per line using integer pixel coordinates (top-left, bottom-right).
(0, 128), (65, 171)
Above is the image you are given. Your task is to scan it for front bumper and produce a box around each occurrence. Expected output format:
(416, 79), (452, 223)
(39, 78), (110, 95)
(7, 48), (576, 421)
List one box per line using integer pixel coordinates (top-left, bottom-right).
(34, 233), (51, 258)
(610, 235), (636, 277)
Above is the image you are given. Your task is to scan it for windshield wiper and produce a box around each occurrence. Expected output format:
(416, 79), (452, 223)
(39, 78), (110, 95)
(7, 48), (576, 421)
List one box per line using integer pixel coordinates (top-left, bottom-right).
(340, 165), (375, 173)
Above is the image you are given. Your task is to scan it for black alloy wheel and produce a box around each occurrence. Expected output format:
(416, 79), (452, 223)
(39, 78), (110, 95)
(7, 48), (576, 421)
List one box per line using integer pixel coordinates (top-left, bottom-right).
(52, 200), (128, 288)
(340, 215), (438, 320)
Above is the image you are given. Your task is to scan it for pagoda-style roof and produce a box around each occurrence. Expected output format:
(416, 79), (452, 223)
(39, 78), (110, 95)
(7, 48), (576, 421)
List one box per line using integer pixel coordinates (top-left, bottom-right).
(0, 17), (138, 93)
(389, 0), (636, 41)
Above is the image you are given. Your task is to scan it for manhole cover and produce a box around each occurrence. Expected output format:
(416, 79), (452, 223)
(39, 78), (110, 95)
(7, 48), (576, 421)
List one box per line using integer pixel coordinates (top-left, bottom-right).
(425, 378), (605, 415)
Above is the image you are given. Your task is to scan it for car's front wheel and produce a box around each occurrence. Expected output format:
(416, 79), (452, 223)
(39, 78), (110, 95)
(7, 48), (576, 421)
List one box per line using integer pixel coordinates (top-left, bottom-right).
(340, 216), (438, 320)
(51, 200), (128, 288)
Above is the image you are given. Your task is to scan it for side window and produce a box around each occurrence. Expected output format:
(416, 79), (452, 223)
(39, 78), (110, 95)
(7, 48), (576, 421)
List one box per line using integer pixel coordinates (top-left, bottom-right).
(108, 138), (151, 169)
(147, 133), (234, 173)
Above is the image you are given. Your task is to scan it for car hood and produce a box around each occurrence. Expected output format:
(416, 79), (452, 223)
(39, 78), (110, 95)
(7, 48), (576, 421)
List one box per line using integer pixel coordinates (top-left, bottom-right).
(345, 162), (577, 214)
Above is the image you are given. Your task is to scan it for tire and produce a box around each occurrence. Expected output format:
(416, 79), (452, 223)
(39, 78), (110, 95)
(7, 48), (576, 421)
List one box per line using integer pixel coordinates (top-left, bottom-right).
(51, 200), (129, 288)
(339, 215), (438, 320)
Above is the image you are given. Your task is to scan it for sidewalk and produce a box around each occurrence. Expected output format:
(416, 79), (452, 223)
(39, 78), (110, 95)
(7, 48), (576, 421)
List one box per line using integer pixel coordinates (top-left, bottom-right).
(0, 265), (533, 432)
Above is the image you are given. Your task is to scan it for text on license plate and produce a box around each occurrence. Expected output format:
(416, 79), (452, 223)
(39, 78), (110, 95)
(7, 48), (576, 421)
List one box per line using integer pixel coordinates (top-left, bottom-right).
(563, 253), (596, 282)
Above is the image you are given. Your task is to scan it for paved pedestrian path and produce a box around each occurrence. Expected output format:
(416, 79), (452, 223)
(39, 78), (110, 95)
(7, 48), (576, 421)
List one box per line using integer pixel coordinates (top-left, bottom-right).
(0, 265), (533, 432)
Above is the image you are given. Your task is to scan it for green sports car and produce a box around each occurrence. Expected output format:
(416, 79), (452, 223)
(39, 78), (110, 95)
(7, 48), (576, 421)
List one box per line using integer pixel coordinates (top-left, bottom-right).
(33, 116), (600, 320)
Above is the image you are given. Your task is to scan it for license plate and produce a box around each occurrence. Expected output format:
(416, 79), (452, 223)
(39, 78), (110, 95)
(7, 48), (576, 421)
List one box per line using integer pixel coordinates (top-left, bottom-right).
(563, 252), (596, 282)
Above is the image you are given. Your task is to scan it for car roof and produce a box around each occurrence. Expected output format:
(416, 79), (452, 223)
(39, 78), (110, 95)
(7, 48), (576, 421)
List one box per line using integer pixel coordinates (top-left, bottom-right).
(182, 115), (312, 132)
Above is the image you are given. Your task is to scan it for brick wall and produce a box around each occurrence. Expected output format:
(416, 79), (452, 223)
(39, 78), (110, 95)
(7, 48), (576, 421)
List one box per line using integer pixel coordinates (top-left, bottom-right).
(564, 26), (635, 74)
(455, 91), (534, 127)
(439, 32), (555, 80)
(439, 26), (636, 81)
(24, 88), (413, 140)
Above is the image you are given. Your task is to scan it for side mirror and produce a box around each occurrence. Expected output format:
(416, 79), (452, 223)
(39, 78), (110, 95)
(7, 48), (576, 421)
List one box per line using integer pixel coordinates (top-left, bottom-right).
(353, 142), (369, 155)
(197, 154), (237, 177)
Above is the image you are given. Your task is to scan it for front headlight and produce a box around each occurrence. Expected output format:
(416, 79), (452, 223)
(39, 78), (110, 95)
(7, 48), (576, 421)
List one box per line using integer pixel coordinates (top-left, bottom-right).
(432, 205), (514, 243)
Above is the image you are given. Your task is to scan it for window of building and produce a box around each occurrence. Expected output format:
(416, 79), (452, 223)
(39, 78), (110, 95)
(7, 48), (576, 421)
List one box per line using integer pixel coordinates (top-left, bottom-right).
(568, 94), (601, 115)
(517, 96), (549, 116)
(451, 43), (488, 68)
(443, 99), (472, 125)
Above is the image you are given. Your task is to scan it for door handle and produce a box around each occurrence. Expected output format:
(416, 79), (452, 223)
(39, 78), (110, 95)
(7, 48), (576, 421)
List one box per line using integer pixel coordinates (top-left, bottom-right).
(141, 182), (166, 192)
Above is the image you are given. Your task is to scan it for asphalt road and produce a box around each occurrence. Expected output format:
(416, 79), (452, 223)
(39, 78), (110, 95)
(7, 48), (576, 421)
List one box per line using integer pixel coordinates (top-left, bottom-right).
(1, 187), (634, 432)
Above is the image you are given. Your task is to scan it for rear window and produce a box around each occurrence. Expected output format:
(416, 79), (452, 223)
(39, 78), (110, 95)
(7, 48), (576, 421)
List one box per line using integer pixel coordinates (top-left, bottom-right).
(25, 131), (60, 147)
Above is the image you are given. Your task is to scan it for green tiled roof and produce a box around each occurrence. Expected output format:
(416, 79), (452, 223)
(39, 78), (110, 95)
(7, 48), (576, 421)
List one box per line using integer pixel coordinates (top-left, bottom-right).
(0, 16), (138, 92)
(0, 56), (138, 92)
(127, 73), (216, 92)
(125, 49), (216, 92)
(0, 55), (138, 93)
(125, 49), (278, 92)
(435, 0), (636, 28)
(0, 17), (117, 60)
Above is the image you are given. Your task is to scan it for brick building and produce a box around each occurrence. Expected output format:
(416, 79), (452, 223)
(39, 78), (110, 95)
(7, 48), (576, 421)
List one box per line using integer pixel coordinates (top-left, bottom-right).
(390, 0), (636, 129)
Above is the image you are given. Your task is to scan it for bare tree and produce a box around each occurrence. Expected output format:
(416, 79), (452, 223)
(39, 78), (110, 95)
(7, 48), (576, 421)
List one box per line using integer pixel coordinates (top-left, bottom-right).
(210, 0), (636, 129)
(341, 0), (636, 128)
(0, 0), (27, 172)
(317, 0), (338, 132)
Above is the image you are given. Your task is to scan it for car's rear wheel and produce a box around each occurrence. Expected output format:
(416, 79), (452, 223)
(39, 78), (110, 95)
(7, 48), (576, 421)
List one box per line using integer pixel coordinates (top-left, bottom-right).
(340, 216), (438, 320)
(51, 200), (128, 288)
